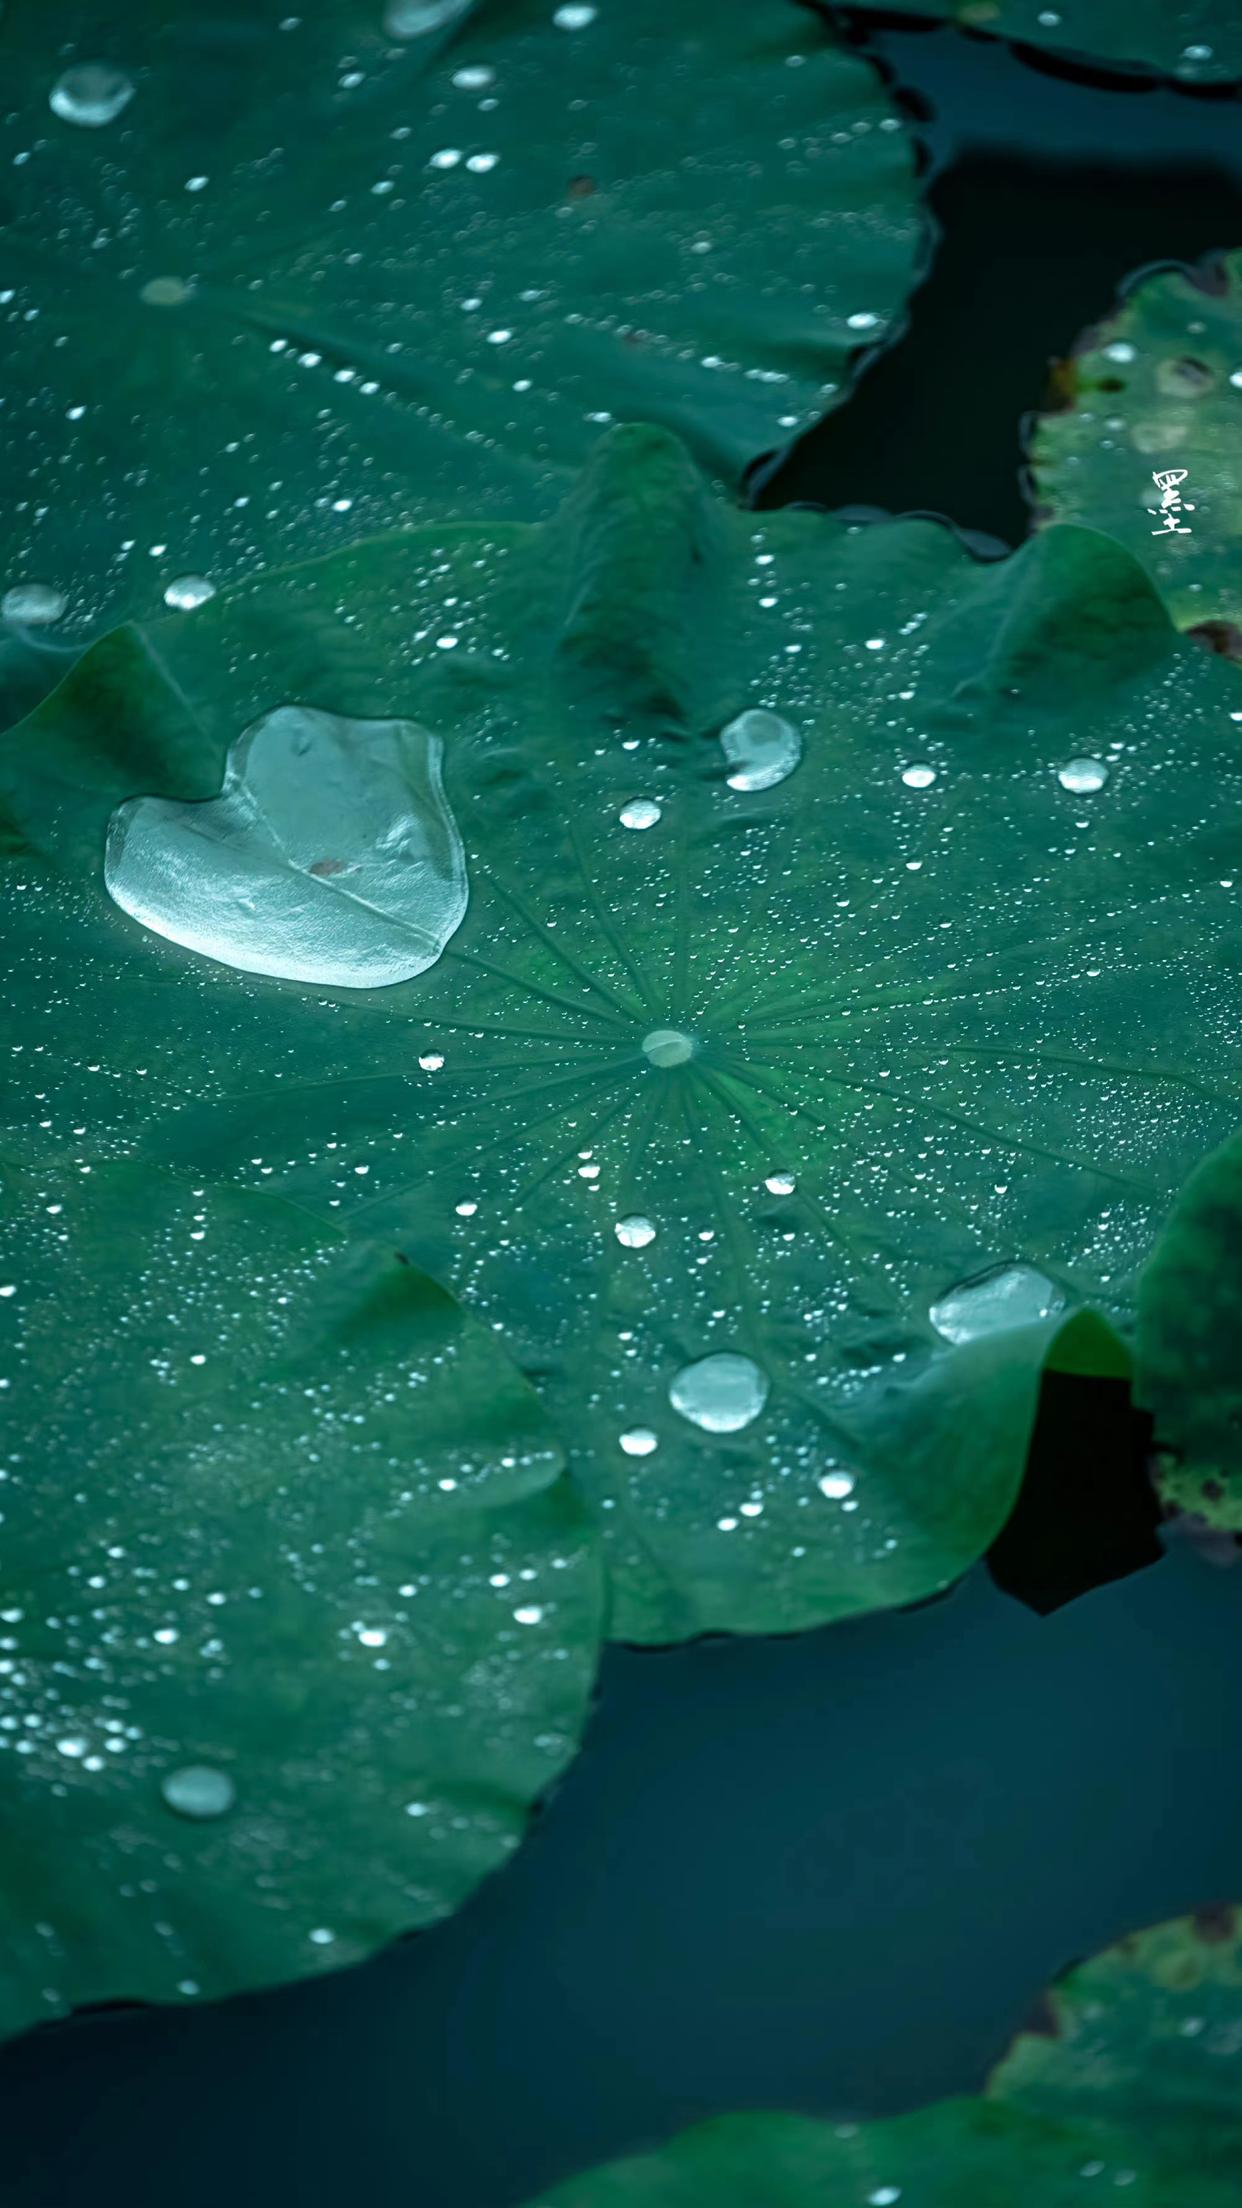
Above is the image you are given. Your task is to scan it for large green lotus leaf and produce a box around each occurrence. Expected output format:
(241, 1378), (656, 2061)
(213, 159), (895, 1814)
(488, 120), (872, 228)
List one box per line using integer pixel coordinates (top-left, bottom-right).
(847, 0), (1242, 83)
(0, 0), (923, 655)
(1028, 254), (1242, 633)
(524, 1910), (1242, 2207)
(1135, 1127), (1242, 1527)
(3, 426), (1241, 1643)
(0, 1160), (602, 2037)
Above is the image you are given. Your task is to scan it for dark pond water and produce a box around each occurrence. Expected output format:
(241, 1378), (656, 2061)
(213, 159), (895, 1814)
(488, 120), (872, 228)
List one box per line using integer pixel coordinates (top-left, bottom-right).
(5, 16), (1241, 2207)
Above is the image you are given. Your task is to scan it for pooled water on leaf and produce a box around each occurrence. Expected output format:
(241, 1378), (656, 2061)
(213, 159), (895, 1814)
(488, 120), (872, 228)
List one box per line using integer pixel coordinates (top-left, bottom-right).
(930, 1264), (1066, 1345)
(719, 708), (802, 792)
(2, 583), (66, 625)
(49, 64), (135, 128)
(669, 1354), (769, 1434)
(160, 1766), (237, 1820)
(162, 575), (217, 612)
(1057, 757), (1110, 794)
(642, 1029), (695, 1068)
(104, 705), (467, 988)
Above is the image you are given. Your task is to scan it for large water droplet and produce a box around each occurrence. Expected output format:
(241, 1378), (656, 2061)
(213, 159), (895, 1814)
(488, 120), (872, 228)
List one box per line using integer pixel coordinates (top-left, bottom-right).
(49, 63), (135, 128)
(620, 1427), (659, 1457)
(2, 582), (67, 626)
(141, 276), (193, 308)
(719, 708), (802, 792)
(901, 763), (937, 789)
(163, 574), (217, 611)
(384, 0), (474, 35)
(105, 704), (468, 988)
(669, 1352), (768, 1433)
(619, 798), (661, 830)
(161, 1765), (236, 1820)
(1056, 757), (1109, 794)
(929, 1263), (1065, 1344)
(615, 1215), (657, 1248)
(642, 1028), (695, 1068)
(764, 1172), (796, 1196)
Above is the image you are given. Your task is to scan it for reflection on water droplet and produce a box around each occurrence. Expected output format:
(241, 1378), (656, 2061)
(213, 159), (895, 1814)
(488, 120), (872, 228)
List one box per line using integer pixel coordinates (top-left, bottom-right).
(930, 1263), (1065, 1344)
(901, 763), (936, 789)
(615, 1214), (657, 1248)
(620, 798), (661, 830)
(49, 63), (135, 128)
(2, 582), (66, 625)
(1056, 757), (1109, 794)
(163, 574), (217, 611)
(141, 276), (192, 308)
(620, 1427), (659, 1456)
(642, 1028), (695, 1068)
(719, 708), (802, 792)
(384, 0), (473, 35)
(105, 704), (468, 988)
(669, 1352), (768, 1433)
(764, 1172), (796, 1196)
(161, 1765), (236, 1820)
(819, 1470), (855, 1500)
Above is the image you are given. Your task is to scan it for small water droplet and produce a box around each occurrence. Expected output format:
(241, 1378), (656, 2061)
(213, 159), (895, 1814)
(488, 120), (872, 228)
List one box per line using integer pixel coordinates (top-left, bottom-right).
(620, 1427), (659, 1456)
(930, 1263), (1065, 1345)
(1056, 757), (1109, 794)
(3, 582), (67, 626)
(620, 797), (661, 830)
(719, 708), (802, 792)
(161, 1765), (237, 1820)
(764, 1172), (796, 1196)
(49, 63), (135, 128)
(901, 763), (936, 789)
(669, 1352), (768, 1433)
(384, 0), (473, 36)
(615, 1214), (657, 1248)
(642, 1028), (695, 1068)
(163, 574), (217, 612)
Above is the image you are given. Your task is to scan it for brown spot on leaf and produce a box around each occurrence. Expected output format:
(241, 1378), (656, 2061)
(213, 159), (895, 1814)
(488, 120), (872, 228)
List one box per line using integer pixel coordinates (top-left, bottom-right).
(1187, 622), (1242, 664)
(1019, 1991), (1063, 2039)
(566, 173), (596, 198)
(1193, 1902), (1237, 1944)
(309, 857), (348, 877)
(1043, 356), (1078, 411)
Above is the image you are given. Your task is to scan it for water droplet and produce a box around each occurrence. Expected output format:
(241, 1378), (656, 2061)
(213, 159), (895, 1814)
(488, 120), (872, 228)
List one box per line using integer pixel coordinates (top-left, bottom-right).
(513, 1604), (544, 1625)
(419, 1051), (445, 1071)
(818, 1470), (855, 1500)
(2, 582), (66, 626)
(384, 0), (473, 36)
(719, 708), (802, 793)
(160, 1765), (237, 1820)
(901, 763), (936, 789)
(141, 276), (192, 308)
(620, 797), (661, 830)
(163, 574), (217, 612)
(453, 64), (495, 88)
(1056, 757), (1109, 794)
(620, 1427), (659, 1456)
(642, 1028), (695, 1068)
(669, 1352), (768, 1433)
(49, 63), (135, 129)
(105, 705), (468, 988)
(930, 1263), (1065, 1345)
(553, 2), (598, 23)
(764, 1172), (796, 1196)
(615, 1214), (657, 1248)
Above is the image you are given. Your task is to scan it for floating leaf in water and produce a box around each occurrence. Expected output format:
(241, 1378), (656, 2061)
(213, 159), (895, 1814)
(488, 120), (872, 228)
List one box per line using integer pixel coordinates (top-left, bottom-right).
(1136, 1126), (1242, 1530)
(0, 0), (924, 654)
(525, 1908), (1242, 2206)
(0, 1163), (602, 2039)
(847, 0), (1242, 84)
(105, 704), (468, 987)
(3, 427), (1240, 1643)
(1029, 253), (1242, 633)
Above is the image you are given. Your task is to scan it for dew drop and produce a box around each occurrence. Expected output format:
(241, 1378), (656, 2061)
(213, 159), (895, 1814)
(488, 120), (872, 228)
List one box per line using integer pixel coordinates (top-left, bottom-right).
(160, 1765), (237, 1820)
(49, 63), (135, 128)
(105, 705), (467, 988)
(384, 0), (473, 36)
(2, 582), (67, 626)
(642, 1028), (695, 1068)
(620, 1427), (659, 1456)
(819, 1470), (855, 1500)
(669, 1352), (768, 1433)
(1056, 757), (1109, 794)
(719, 708), (802, 793)
(615, 1214), (657, 1248)
(930, 1263), (1065, 1345)
(163, 574), (217, 612)
(620, 797), (661, 830)
(901, 763), (937, 789)
(764, 1172), (796, 1196)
